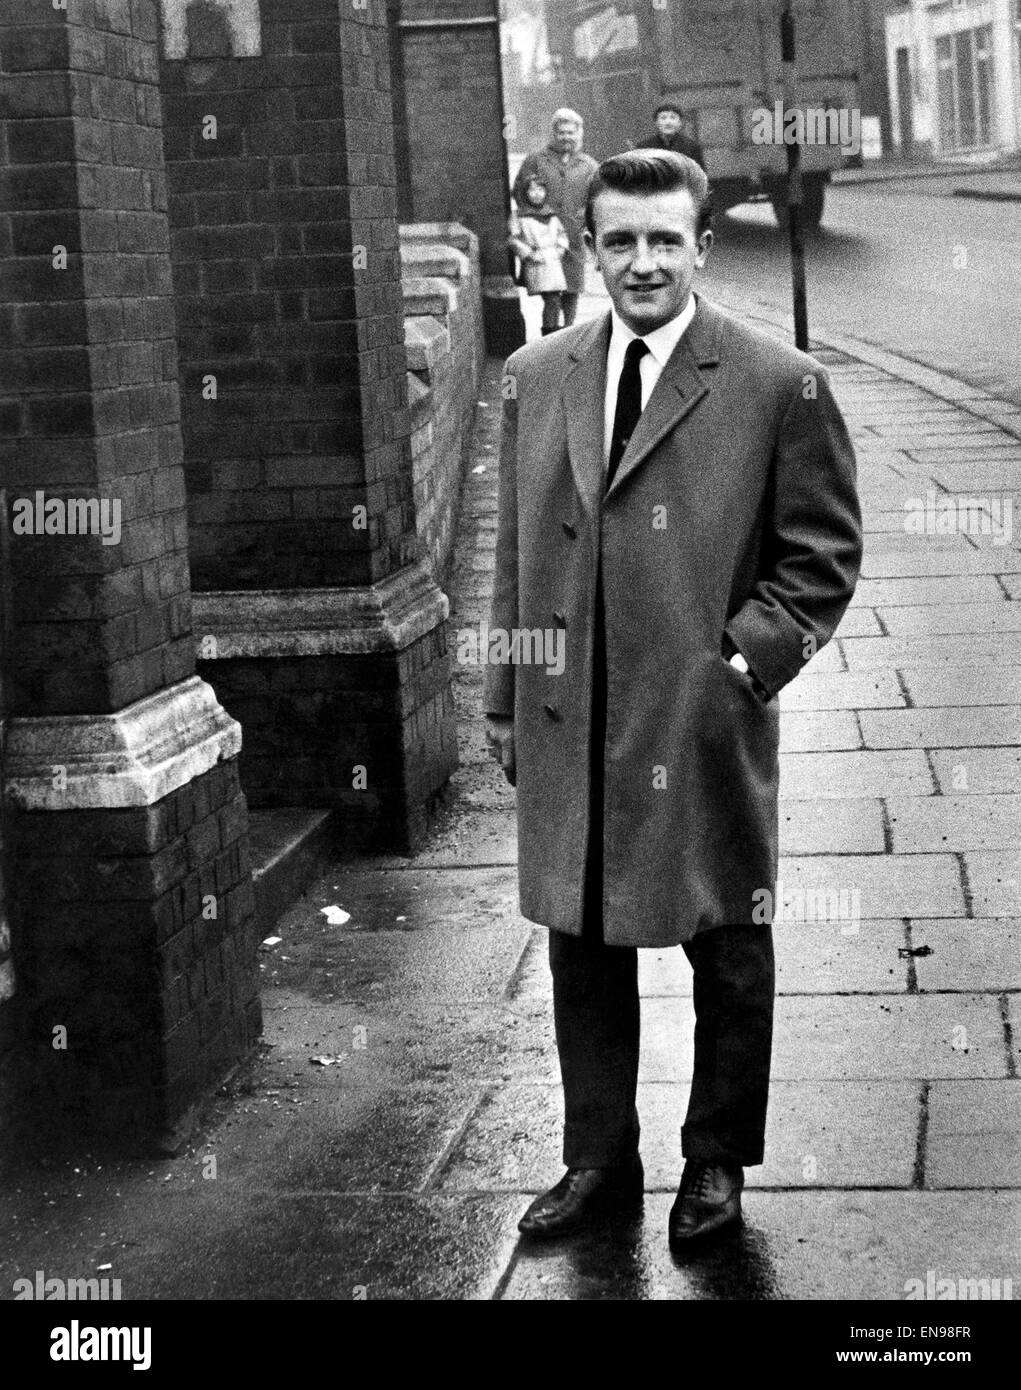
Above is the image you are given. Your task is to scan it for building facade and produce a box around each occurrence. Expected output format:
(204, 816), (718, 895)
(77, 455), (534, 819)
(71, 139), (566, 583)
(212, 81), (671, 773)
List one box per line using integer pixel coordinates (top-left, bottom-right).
(0, 0), (515, 1149)
(885, 0), (1021, 159)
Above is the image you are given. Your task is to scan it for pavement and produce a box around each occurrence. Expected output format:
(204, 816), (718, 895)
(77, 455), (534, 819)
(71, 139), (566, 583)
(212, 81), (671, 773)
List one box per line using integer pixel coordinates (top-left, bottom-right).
(834, 156), (1021, 203)
(2, 285), (1020, 1303)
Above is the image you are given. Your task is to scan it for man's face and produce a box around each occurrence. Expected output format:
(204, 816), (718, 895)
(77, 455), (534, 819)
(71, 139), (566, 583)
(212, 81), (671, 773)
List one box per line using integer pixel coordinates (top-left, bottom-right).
(586, 187), (712, 335)
(656, 109), (683, 138)
(553, 120), (580, 153)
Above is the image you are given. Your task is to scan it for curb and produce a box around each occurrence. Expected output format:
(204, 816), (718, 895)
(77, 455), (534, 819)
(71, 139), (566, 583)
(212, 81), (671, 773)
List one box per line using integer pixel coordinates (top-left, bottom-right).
(712, 291), (1021, 443)
(833, 163), (1021, 187)
(953, 188), (1021, 203)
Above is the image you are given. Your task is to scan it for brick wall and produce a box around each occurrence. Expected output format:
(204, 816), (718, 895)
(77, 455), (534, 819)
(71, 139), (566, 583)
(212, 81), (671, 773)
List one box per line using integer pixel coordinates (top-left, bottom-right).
(0, 4), (193, 719)
(213, 618), (455, 849)
(401, 223), (483, 584)
(394, 2), (509, 279)
(159, 0), (416, 591)
(10, 760), (259, 1143)
(0, 1), (260, 1148)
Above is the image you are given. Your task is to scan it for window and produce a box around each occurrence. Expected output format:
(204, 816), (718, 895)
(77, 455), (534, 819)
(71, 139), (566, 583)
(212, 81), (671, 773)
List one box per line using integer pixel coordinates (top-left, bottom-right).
(934, 24), (995, 151)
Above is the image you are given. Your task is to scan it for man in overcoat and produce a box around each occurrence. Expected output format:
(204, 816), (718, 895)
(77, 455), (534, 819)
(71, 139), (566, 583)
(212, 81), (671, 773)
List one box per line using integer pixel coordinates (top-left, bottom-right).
(484, 151), (862, 1245)
(512, 110), (599, 330)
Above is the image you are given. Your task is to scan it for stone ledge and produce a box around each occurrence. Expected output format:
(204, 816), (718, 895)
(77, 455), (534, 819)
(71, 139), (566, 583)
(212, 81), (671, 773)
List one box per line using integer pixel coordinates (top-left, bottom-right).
(3, 677), (242, 812)
(192, 560), (450, 659)
(402, 275), (458, 318)
(400, 242), (469, 283)
(407, 370), (433, 429)
(404, 314), (452, 374)
(400, 222), (480, 259)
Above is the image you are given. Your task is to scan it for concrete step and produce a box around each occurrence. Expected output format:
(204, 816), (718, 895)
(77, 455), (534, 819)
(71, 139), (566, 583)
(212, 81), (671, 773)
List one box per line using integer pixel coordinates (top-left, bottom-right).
(249, 808), (338, 939)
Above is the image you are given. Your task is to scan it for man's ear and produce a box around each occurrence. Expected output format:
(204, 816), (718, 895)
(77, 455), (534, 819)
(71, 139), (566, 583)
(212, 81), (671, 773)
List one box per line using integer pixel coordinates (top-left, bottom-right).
(696, 229), (714, 264)
(583, 228), (595, 256)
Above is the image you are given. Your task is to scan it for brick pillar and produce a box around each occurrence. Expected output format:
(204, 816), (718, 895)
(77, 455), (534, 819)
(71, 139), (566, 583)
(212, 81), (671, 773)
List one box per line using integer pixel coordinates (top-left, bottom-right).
(160, 0), (457, 849)
(393, 0), (525, 354)
(0, 1), (260, 1148)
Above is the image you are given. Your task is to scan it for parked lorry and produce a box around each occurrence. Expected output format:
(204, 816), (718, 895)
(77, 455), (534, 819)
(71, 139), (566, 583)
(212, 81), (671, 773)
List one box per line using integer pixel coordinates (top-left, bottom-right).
(542, 0), (868, 228)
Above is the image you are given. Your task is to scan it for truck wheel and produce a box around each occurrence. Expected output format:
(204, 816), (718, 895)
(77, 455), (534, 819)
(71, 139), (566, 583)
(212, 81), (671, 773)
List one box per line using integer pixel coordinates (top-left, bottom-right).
(771, 178), (826, 231)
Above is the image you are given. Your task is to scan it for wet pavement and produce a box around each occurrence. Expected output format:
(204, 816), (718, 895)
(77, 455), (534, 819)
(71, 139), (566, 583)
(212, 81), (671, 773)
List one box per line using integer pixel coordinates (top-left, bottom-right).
(2, 291), (1020, 1302)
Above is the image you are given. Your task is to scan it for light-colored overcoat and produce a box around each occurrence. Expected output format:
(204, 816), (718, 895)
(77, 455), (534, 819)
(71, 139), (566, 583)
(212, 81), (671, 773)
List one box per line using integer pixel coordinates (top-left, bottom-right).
(483, 297), (862, 947)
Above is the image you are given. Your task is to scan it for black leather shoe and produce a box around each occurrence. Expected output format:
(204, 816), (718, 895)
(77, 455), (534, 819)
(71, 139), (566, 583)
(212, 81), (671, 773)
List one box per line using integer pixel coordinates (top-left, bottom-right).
(668, 1160), (744, 1245)
(518, 1156), (644, 1238)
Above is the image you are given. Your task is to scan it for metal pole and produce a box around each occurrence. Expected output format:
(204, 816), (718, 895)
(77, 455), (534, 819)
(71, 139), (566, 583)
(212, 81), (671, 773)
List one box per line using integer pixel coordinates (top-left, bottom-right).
(781, 1), (809, 351)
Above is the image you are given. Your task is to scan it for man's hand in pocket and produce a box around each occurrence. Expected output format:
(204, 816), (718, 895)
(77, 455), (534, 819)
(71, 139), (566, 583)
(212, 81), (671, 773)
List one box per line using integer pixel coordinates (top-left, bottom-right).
(485, 716), (516, 786)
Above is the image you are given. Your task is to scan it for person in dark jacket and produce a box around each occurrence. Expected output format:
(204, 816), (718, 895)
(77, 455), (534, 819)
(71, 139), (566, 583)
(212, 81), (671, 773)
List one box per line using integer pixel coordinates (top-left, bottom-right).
(635, 102), (705, 171)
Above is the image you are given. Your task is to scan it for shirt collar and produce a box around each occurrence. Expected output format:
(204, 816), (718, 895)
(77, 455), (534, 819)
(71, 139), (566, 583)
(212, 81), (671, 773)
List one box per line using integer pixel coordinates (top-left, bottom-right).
(609, 292), (698, 366)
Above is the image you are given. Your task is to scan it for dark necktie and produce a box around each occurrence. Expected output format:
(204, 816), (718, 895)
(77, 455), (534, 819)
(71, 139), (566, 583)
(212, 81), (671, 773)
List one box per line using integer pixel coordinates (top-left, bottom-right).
(607, 338), (649, 490)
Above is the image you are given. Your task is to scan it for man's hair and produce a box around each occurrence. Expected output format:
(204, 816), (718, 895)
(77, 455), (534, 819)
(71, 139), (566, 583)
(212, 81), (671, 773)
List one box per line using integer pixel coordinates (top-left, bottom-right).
(551, 107), (584, 129)
(585, 149), (713, 239)
(655, 102), (684, 118)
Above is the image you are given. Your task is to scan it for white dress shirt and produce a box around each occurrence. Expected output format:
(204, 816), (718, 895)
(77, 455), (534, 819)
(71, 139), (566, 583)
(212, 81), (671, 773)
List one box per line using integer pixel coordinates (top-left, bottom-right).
(603, 292), (698, 469)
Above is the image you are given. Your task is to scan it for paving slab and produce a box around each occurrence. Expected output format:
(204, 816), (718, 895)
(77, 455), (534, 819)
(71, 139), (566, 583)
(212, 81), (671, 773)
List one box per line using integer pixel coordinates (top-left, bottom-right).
(780, 710), (862, 752)
(360, 809), (518, 870)
(261, 995), (561, 1085)
(926, 1081), (1021, 1189)
(932, 462), (1021, 491)
(773, 920), (909, 994)
(901, 668), (1021, 707)
(1009, 996), (1021, 1075)
(781, 671), (904, 710)
(888, 795), (1021, 853)
(498, 1192), (1021, 1300)
(779, 798), (886, 855)
(635, 995), (1008, 1083)
(850, 575), (1005, 608)
(776, 854), (964, 919)
(830, 607), (884, 637)
(962, 852), (1021, 917)
(779, 750), (934, 798)
(860, 707), (1021, 750)
(202, 1078), (486, 1195)
(864, 531), (982, 553)
(910, 920), (1021, 992)
(862, 549), (1021, 578)
(930, 747), (1021, 795)
(271, 863), (522, 942)
(116, 1192), (524, 1300)
(879, 602), (1021, 636)
(435, 1080), (919, 1195)
(766, 995), (1008, 1081)
(843, 633), (1021, 669)
(864, 509), (930, 534)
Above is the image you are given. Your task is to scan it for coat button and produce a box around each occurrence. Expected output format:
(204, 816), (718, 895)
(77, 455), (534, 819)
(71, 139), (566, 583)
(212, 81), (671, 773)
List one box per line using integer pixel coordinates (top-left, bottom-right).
(543, 703), (561, 722)
(553, 610), (567, 629)
(561, 521), (577, 539)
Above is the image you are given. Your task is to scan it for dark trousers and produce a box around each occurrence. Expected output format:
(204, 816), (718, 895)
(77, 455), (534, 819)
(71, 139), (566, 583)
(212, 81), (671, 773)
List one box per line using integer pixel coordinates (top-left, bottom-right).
(549, 565), (775, 1169)
(549, 920), (774, 1168)
(540, 292), (563, 334)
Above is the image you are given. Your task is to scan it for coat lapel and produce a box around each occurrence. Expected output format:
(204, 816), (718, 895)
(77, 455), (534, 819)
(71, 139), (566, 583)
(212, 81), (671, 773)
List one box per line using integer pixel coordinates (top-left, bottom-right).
(563, 312), (611, 521)
(604, 296), (723, 502)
